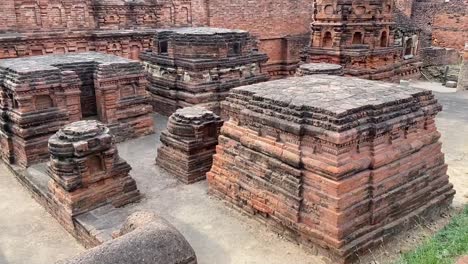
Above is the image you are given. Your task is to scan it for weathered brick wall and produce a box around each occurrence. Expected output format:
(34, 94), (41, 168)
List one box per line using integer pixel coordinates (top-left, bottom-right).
(394, 0), (414, 17)
(206, 0), (314, 75)
(206, 0), (313, 39)
(0, 0), (197, 33)
(0, 0), (17, 32)
(411, 0), (467, 50)
(422, 47), (461, 66)
(432, 11), (468, 51)
(12, 0), (95, 31)
(0, 31), (155, 60)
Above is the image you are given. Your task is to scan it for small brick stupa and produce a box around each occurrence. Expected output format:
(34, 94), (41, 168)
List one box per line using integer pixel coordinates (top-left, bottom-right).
(47, 120), (140, 229)
(156, 106), (223, 184)
(207, 75), (455, 263)
(140, 27), (269, 116)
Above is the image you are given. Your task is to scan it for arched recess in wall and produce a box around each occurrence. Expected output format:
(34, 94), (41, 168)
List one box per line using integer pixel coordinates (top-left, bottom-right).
(380, 31), (388, 47)
(72, 5), (87, 27)
(354, 6), (366, 15)
(178, 7), (190, 25)
(322, 31), (333, 48)
(7, 93), (19, 109)
(405, 38), (413, 55)
(87, 155), (105, 174)
(18, 4), (41, 28)
(324, 5), (334, 15)
(352, 32), (363, 44)
(35, 95), (53, 110)
(49, 6), (63, 27)
(130, 45), (141, 60)
(384, 4), (392, 13)
(120, 83), (137, 98)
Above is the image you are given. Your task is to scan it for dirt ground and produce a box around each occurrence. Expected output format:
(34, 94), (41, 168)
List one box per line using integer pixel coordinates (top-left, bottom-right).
(0, 81), (466, 264)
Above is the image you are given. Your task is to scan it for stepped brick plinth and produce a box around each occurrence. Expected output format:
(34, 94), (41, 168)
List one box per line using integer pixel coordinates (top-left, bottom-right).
(140, 27), (269, 116)
(207, 75), (455, 263)
(47, 120), (141, 229)
(157, 106), (223, 184)
(0, 52), (154, 167)
(296, 63), (344, 76)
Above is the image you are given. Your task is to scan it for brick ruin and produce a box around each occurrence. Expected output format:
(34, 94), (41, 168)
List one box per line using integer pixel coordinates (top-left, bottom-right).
(306, 0), (422, 81)
(207, 75), (455, 263)
(47, 120), (140, 231)
(140, 27), (269, 116)
(0, 0), (313, 78)
(156, 106), (223, 184)
(0, 52), (154, 167)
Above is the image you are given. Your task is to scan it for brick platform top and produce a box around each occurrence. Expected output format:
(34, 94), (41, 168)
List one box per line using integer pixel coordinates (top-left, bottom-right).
(172, 106), (222, 125)
(227, 75), (437, 132)
(0, 52), (134, 74)
(56, 120), (108, 142)
(49, 120), (112, 158)
(298, 63), (343, 73)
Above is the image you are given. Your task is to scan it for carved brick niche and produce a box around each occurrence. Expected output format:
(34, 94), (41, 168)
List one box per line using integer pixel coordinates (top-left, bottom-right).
(47, 120), (141, 229)
(140, 27), (269, 116)
(0, 52), (154, 167)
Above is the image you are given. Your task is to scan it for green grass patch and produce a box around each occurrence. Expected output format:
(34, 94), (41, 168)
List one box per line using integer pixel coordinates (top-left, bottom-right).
(399, 205), (468, 264)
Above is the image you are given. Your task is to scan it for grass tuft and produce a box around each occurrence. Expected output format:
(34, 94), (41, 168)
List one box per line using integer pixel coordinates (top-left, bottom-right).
(398, 205), (468, 264)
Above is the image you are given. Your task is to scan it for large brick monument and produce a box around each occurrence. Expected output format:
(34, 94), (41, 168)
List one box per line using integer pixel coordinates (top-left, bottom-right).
(140, 27), (269, 116)
(207, 75), (455, 263)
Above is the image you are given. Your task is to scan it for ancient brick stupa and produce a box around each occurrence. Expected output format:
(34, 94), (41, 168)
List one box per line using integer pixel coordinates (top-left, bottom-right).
(47, 120), (140, 229)
(140, 27), (269, 116)
(157, 106), (223, 184)
(306, 0), (421, 80)
(0, 52), (154, 167)
(207, 75), (455, 263)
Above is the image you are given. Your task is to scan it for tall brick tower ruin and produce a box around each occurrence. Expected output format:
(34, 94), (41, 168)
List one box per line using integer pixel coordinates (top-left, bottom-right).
(307, 0), (421, 80)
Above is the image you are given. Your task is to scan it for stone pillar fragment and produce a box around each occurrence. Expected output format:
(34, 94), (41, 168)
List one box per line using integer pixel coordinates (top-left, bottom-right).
(47, 120), (141, 229)
(156, 106), (223, 184)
